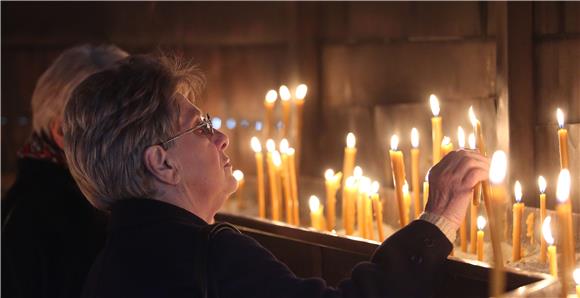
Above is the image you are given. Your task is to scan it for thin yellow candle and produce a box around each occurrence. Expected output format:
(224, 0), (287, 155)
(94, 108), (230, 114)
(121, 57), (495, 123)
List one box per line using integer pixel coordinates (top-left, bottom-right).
(456, 127), (468, 252)
(526, 213), (535, 245)
(557, 169), (573, 293)
(271, 150), (283, 221)
(440, 136), (454, 157)
(324, 169), (342, 231)
(488, 151), (508, 297)
(287, 148), (299, 226)
(556, 108), (569, 169)
(573, 269), (580, 297)
(309, 195), (325, 231)
(389, 135), (408, 227)
(410, 128), (421, 219)
(469, 133), (480, 254)
(279, 139), (293, 224)
(512, 181), (524, 262)
(403, 182), (411, 227)
(264, 90), (277, 140)
(343, 176), (357, 235)
(357, 177), (371, 238)
(294, 84), (307, 161)
(477, 216), (486, 261)
(543, 216), (558, 277)
(251, 137), (266, 218)
(469, 107), (489, 210)
(279, 85), (291, 138)
(371, 181), (384, 241)
(430, 94), (442, 165)
(342, 132), (357, 187)
(539, 176), (548, 263)
(423, 174), (429, 209)
(233, 170), (245, 210)
(469, 133), (481, 207)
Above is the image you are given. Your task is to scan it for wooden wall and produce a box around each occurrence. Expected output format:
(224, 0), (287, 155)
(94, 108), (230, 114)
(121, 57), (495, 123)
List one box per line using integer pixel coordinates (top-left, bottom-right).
(2, 2), (579, 207)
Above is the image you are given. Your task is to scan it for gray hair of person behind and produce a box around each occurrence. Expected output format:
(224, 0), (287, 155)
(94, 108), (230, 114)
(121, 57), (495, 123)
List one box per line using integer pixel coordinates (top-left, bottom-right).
(63, 55), (206, 210)
(31, 44), (128, 137)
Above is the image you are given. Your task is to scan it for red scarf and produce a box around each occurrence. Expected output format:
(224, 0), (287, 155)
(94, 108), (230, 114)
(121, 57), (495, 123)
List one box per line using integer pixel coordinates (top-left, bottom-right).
(17, 133), (67, 165)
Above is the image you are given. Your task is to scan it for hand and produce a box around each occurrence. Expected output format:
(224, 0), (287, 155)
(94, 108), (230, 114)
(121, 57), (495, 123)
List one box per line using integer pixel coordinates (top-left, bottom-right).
(425, 150), (489, 227)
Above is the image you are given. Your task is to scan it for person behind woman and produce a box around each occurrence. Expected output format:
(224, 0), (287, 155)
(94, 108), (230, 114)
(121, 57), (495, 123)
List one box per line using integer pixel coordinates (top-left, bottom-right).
(64, 54), (489, 298)
(2, 45), (128, 298)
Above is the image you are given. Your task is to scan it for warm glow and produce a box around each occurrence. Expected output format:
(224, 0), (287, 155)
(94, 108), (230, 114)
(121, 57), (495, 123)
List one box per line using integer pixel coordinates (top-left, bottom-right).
(359, 177), (371, 194)
(295, 84), (308, 101)
(345, 176), (356, 188)
(468, 133), (476, 150)
(266, 139), (276, 152)
(272, 151), (282, 167)
(279, 139), (289, 154)
(489, 151), (507, 185)
(514, 181), (522, 203)
(286, 147), (295, 156)
(574, 268), (580, 285)
(309, 195), (320, 212)
(429, 94), (440, 117)
(324, 169), (335, 181)
(425, 172), (430, 182)
(542, 216), (554, 245)
(279, 85), (291, 101)
(468, 106), (478, 127)
(411, 128), (419, 148)
(441, 136), (451, 146)
(390, 134), (399, 151)
(557, 108), (565, 128)
(556, 169), (571, 204)
(353, 166), (363, 178)
(402, 181), (410, 195)
(370, 181), (380, 195)
(477, 216), (487, 230)
(233, 170), (244, 181)
(457, 126), (465, 148)
(251, 137), (262, 153)
(346, 132), (356, 148)
(265, 90), (278, 104)
(538, 176), (547, 194)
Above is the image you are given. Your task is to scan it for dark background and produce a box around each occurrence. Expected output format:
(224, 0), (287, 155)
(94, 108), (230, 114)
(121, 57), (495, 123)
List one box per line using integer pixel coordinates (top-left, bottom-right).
(2, 2), (579, 207)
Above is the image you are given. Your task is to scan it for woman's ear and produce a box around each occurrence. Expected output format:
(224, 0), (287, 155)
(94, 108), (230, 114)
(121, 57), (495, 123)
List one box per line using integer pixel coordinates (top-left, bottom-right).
(143, 146), (180, 185)
(50, 119), (65, 149)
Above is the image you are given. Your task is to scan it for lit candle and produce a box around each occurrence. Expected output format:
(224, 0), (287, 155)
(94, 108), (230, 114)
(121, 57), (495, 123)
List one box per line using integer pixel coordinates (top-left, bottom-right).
(538, 176), (548, 263)
(440, 136), (453, 157)
(573, 268), (580, 297)
(469, 133), (481, 207)
(477, 215), (486, 261)
(309, 195), (325, 231)
(294, 84), (307, 162)
(264, 90), (277, 139)
(279, 139), (293, 224)
(287, 148), (299, 225)
(271, 150), (283, 221)
(512, 181), (524, 262)
(557, 169), (573, 292)
(410, 128), (421, 219)
(342, 132), (357, 187)
(389, 134), (408, 227)
(233, 170), (245, 210)
(403, 182), (411, 227)
(469, 106), (487, 154)
(488, 151), (508, 297)
(359, 177), (373, 239)
(423, 173), (429, 209)
(557, 108), (569, 169)
(279, 85), (291, 138)
(542, 216), (558, 277)
(457, 126), (467, 253)
(430, 94), (442, 165)
(324, 169), (342, 231)
(371, 181), (384, 241)
(357, 177), (371, 238)
(251, 137), (266, 218)
(469, 133), (480, 254)
(343, 176), (357, 235)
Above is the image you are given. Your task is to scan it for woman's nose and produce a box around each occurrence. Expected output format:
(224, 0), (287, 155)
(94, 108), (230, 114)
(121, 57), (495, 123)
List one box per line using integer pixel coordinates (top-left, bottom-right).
(213, 129), (229, 151)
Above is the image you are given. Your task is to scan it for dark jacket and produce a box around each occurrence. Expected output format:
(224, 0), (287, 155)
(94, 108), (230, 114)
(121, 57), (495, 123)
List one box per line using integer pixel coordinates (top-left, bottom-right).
(82, 198), (452, 298)
(2, 158), (108, 298)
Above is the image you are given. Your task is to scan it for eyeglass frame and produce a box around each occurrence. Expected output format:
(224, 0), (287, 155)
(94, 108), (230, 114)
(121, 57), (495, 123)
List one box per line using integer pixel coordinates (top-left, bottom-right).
(157, 113), (214, 149)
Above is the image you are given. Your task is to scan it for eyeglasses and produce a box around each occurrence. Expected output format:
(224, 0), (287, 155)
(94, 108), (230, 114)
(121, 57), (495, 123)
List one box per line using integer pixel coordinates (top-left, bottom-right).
(158, 113), (214, 149)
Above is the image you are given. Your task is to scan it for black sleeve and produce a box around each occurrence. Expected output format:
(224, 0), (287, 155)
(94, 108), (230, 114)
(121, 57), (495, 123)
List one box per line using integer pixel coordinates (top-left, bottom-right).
(209, 219), (451, 298)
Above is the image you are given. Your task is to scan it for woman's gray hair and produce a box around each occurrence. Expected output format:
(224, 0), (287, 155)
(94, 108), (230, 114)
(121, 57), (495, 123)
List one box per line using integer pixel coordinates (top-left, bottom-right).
(63, 55), (206, 210)
(31, 44), (128, 137)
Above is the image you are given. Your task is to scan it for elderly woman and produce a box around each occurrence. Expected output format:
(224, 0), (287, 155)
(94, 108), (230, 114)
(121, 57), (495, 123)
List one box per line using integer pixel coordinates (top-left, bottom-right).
(64, 55), (489, 298)
(2, 45), (128, 298)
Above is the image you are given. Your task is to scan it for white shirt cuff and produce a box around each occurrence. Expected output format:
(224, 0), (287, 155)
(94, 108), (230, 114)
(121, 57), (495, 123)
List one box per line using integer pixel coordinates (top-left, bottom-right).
(419, 212), (459, 243)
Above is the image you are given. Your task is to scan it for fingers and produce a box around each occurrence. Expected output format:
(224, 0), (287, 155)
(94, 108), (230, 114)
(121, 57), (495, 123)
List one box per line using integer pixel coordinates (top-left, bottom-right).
(461, 167), (489, 188)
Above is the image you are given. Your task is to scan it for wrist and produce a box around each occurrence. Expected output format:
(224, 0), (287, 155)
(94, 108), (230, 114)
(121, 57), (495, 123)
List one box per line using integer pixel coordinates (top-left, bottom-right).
(419, 212), (459, 243)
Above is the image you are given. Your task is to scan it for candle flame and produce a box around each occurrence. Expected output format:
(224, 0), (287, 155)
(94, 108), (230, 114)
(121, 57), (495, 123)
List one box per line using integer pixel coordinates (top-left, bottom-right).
(324, 169), (335, 181)
(489, 150), (507, 185)
(370, 181), (380, 195)
(556, 108), (564, 128)
(308, 195), (320, 212)
(411, 128), (419, 148)
(279, 138), (289, 153)
(457, 126), (465, 148)
(542, 216), (554, 245)
(346, 132), (356, 148)
(429, 94), (440, 117)
(514, 181), (523, 202)
(233, 170), (244, 181)
(353, 166), (363, 178)
(538, 176), (547, 193)
(251, 137), (262, 153)
(266, 139), (276, 152)
(345, 176), (357, 188)
(441, 136), (451, 146)
(265, 90), (278, 103)
(556, 169), (571, 203)
(574, 268), (580, 285)
(359, 177), (371, 193)
(295, 84), (308, 101)
(272, 151), (282, 167)
(468, 106), (478, 127)
(402, 181), (409, 194)
(468, 133), (476, 150)
(390, 134), (399, 151)
(279, 85), (291, 101)
(477, 215), (487, 230)
(286, 147), (295, 156)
